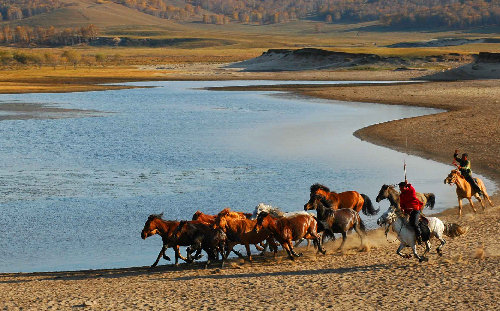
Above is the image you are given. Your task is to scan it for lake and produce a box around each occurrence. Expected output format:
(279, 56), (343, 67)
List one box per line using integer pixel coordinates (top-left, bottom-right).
(0, 80), (495, 272)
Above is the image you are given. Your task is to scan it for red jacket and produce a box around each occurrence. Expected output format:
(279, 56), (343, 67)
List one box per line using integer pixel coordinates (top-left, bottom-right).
(399, 184), (423, 214)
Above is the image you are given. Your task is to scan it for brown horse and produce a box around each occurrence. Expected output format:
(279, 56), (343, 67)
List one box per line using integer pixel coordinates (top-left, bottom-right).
(254, 212), (325, 260)
(305, 196), (366, 251)
(444, 169), (493, 217)
(213, 208), (276, 261)
(141, 214), (187, 267)
(192, 211), (216, 225)
(304, 183), (378, 216)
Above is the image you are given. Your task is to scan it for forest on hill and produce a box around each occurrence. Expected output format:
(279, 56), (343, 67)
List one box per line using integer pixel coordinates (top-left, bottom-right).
(0, 0), (499, 47)
(113, 0), (500, 28)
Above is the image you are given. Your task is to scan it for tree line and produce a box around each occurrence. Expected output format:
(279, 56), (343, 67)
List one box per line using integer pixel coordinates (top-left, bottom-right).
(115, 0), (500, 28)
(0, 0), (63, 21)
(0, 24), (98, 46)
(1, 0), (499, 29)
(0, 48), (123, 68)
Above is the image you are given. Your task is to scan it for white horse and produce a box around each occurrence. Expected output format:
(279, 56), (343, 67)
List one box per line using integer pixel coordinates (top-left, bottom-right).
(377, 206), (447, 262)
(252, 203), (312, 219)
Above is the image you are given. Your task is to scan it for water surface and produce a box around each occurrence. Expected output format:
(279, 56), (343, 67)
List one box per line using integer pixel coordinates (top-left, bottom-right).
(0, 81), (495, 272)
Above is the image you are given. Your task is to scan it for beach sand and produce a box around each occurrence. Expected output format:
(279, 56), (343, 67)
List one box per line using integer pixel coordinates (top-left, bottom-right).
(0, 68), (498, 310)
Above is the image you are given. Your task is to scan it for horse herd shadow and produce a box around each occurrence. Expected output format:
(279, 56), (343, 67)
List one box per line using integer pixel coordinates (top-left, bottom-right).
(0, 259), (402, 284)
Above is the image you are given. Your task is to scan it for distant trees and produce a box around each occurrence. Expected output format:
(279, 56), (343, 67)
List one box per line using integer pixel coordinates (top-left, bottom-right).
(109, 0), (500, 28)
(0, 25), (98, 46)
(0, 48), (124, 68)
(0, 0), (63, 21)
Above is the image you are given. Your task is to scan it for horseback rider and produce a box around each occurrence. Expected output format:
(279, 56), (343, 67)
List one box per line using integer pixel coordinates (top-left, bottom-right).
(398, 180), (424, 244)
(453, 150), (482, 195)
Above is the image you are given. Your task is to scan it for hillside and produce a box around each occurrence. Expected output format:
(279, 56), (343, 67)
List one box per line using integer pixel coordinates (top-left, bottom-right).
(2, 0), (191, 32)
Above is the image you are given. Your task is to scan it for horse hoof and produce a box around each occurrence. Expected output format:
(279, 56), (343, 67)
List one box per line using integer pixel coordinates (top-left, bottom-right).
(297, 253), (303, 257)
(419, 257), (428, 262)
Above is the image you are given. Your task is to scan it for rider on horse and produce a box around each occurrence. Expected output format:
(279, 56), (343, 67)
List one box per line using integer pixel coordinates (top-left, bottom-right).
(453, 150), (482, 195)
(398, 180), (424, 244)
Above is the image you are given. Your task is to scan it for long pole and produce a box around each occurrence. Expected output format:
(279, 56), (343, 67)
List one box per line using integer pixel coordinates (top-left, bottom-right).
(404, 137), (407, 182)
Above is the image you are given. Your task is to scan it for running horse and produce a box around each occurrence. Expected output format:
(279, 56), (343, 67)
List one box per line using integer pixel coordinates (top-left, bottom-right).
(141, 214), (187, 267)
(305, 194), (367, 250)
(254, 211), (325, 260)
(444, 169), (493, 217)
(376, 184), (436, 210)
(304, 183), (379, 216)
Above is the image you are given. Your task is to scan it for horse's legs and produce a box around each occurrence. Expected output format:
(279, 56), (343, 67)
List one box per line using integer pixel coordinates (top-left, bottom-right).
(337, 232), (347, 251)
(436, 236), (446, 256)
(458, 198), (463, 217)
(151, 245), (167, 268)
(281, 242), (294, 260)
(354, 224), (365, 249)
(467, 197), (478, 213)
(481, 187), (494, 207)
(474, 193), (485, 210)
(396, 243), (410, 259)
(245, 243), (252, 262)
(287, 240), (303, 258)
(422, 241), (431, 256)
(412, 244), (427, 262)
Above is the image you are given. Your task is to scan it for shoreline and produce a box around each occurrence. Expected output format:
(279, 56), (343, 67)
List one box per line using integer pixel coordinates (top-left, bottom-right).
(0, 70), (498, 310)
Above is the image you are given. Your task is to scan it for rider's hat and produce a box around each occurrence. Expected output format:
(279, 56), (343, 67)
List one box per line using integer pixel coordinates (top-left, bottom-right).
(398, 181), (407, 187)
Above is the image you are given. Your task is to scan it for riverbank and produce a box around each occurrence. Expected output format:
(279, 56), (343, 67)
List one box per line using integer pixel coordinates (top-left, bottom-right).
(0, 68), (498, 310)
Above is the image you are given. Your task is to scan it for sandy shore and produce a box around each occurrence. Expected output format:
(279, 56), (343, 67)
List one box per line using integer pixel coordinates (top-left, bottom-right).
(0, 68), (498, 310)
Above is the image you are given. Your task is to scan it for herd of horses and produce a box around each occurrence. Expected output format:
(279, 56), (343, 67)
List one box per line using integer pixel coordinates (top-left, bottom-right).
(141, 169), (493, 267)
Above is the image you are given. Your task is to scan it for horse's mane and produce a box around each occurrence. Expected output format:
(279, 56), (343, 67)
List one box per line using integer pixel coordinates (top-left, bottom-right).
(148, 213), (164, 221)
(311, 183), (330, 193)
(252, 203), (284, 219)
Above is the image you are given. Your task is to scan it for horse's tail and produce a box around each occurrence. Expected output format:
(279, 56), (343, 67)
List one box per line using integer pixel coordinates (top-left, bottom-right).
(361, 194), (379, 216)
(443, 222), (469, 238)
(424, 193), (436, 209)
(357, 215), (367, 234)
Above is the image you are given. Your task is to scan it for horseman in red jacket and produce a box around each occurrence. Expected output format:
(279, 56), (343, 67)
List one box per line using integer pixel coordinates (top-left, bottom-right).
(399, 180), (424, 244)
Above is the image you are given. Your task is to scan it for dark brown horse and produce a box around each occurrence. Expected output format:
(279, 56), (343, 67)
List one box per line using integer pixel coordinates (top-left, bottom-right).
(213, 208), (276, 261)
(375, 184), (435, 210)
(304, 196), (366, 251)
(141, 214), (186, 267)
(304, 183), (378, 216)
(254, 212), (325, 260)
(171, 220), (227, 268)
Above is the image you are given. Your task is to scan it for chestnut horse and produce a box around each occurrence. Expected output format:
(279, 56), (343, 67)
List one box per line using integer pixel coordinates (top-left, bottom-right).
(254, 211), (325, 260)
(141, 214), (187, 267)
(192, 211), (216, 225)
(192, 208), (252, 225)
(304, 196), (366, 251)
(444, 169), (493, 217)
(304, 183), (379, 216)
(213, 208), (276, 261)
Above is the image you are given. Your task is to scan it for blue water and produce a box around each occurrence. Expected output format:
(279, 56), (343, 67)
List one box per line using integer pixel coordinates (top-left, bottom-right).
(0, 81), (495, 272)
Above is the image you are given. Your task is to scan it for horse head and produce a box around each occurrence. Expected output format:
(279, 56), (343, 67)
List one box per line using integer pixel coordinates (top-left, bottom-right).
(310, 183), (331, 197)
(376, 206), (397, 227)
(444, 169), (460, 185)
(376, 184), (391, 202)
(141, 213), (163, 239)
(253, 211), (269, 233)
(304, 194), (331, 211)
(213, 208), (232, 230)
